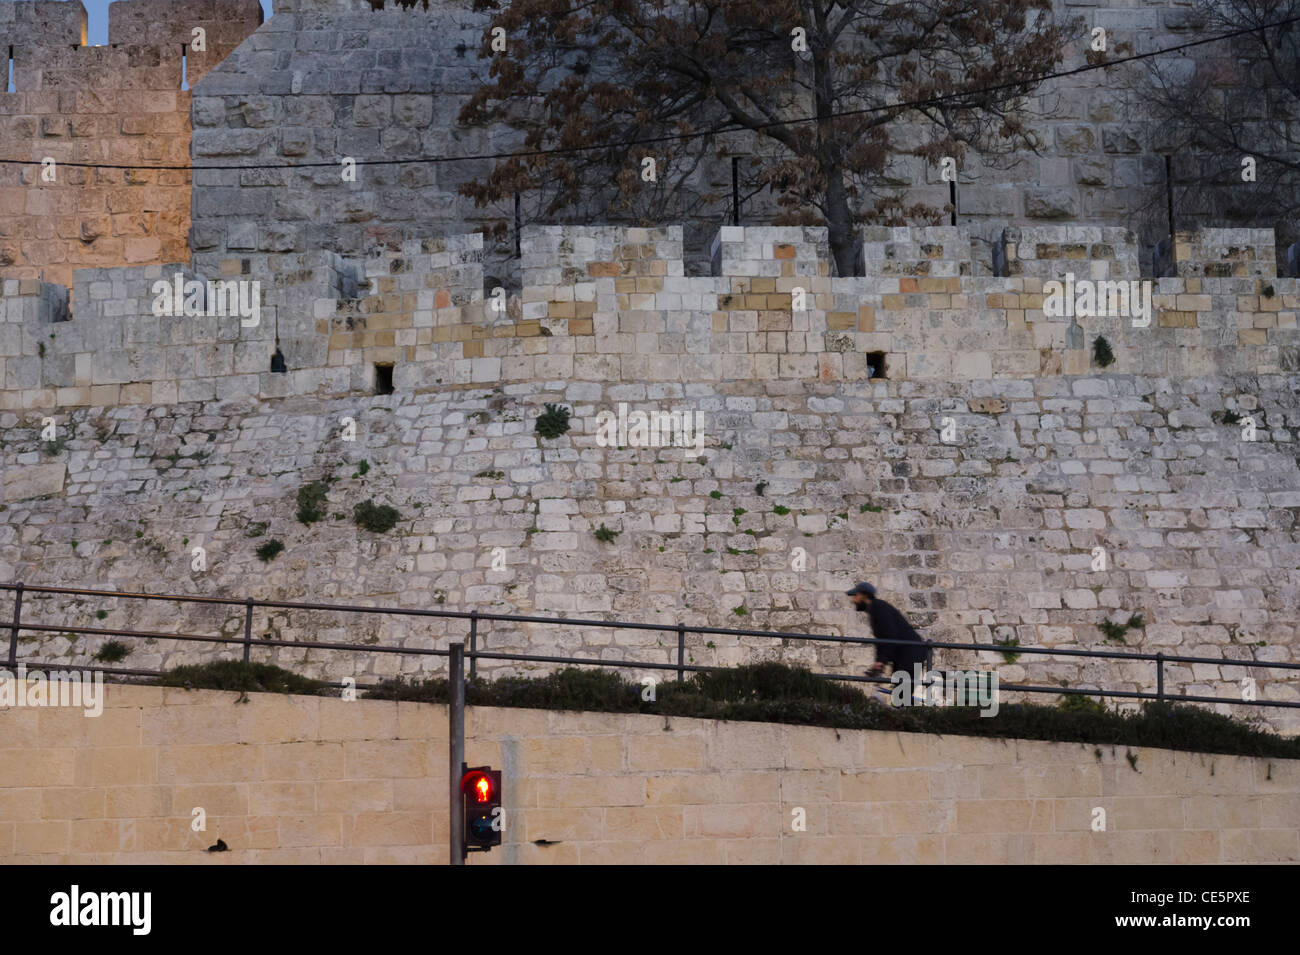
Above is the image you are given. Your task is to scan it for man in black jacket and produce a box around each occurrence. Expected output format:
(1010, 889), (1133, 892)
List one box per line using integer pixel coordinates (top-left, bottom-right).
(846, 582), (931, 681)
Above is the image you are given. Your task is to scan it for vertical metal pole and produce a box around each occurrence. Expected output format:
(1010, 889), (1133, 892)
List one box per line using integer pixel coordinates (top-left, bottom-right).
(676, 625), (685, 682)
(1155, 652), (1165, 703)
(449, 641), (465, 865)
(242, 596), (253, 664)
(731, 157), (740, 226)
(514, 191), (521, 259)
(949, 179), (957, 226)
(468, 611), (478, 681)
(6, 582), (23, 667)
(1164, 155), (1175, 271)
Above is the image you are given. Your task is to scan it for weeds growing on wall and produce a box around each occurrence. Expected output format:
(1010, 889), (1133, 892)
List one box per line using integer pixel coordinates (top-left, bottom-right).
(296, 481), (329, 525)
(155, 660), (329, 695)
(354, 500), (400, 533)
(150, 661), (1300, 760)
(534, 403), (571, 439)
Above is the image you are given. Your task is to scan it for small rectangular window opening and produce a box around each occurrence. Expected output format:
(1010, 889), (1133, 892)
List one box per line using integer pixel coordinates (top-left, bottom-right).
(7, 47), (15, 94)
(374, 363), (395, 395)
(866, 351), (888, 380)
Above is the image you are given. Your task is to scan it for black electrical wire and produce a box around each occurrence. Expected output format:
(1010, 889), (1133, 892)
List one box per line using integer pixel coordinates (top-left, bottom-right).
(0, 13), (1295, 173)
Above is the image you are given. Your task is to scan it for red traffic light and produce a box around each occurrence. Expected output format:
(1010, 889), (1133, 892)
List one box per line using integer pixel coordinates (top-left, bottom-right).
(461, 769), (494, 803)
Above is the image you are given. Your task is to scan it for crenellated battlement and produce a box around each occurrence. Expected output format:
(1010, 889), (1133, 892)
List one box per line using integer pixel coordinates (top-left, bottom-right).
(1, 224), (1298, 410)
(0, 0), (264, 292)
(0, 0), (261, 87)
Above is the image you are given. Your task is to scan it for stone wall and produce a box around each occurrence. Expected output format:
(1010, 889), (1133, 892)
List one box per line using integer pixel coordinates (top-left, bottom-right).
(3, 0), (1295, 289)
(2, 225), (1297, 409)
(0, 0), (263, 290)
(0, 225), (1297, 731)
(2, 684), (1295, 863)
(186, 0), (1300, 276)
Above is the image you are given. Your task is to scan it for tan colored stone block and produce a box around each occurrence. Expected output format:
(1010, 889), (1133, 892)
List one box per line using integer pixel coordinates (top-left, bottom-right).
(0, 788), (42, 822)
(142, 703), (245, 746)
(0, 747), (77, 787)
(249, 781), (316, 815)
(841, 770), (929, 803)
(535, 775), (646, 808)
(39, 787), (107, 820)
(317, 698), (396, 741)
(697, 804), (776, 839)
(520, 736), (590, 775)
(646, 774), (720, 805)
(157, 744), (258, 785)
(863, 833), (946, 864)
(104, 786), (172, 819)
(626, 735), (707, 771)
(278, 814), (343, 848)
(14, 819), (69, 854)
(954, 799), (1036, 833)
(263, 741), (343, 781)
(343, 811), (432, 847)
(602, 806), (685, 841)
(514, 841), (581, 865)
(343, 739), (432, 779)
(708, 722), (786, 771)
(1222, 828), (1298, 862)
(781, 835), (859, 864)
(237, 695), (320, 744)
(172, 784), (248, 817)
(362, 845), (438, 865)
(724, 837), (782, 864)
(587, 736), (623, 773)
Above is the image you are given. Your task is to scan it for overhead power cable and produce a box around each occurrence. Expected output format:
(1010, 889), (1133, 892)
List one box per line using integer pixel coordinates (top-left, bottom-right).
(0, 13), (1296, 172)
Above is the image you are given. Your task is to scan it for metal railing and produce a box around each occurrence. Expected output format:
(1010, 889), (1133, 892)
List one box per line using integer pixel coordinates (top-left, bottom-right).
(2, 580), (1298, 711)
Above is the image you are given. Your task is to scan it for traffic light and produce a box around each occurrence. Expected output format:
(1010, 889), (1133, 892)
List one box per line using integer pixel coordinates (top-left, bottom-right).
(460, 765), (503, 856)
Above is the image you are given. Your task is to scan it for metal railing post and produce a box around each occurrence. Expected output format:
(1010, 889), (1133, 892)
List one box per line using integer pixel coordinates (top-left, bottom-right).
(468, 610), (478, 681)
(242, 596), (253, 664)
(3, 579), (1300, 715)
(6, 581), (22, 667)
(449, 641), (465, 865)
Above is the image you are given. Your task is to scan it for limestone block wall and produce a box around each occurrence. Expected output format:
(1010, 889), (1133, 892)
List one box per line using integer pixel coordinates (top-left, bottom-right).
(185, 0), (1297, 274)
(1, 684), (1295, 864)
(3, 0), (1295, 288)
(0, 224), (1298, 731)
(3, 225), (1299, 410)
(0, 0), (263, 289)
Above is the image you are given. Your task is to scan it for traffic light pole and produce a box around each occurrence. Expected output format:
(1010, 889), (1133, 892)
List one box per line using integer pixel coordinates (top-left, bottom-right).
(449, 641), (465, 866)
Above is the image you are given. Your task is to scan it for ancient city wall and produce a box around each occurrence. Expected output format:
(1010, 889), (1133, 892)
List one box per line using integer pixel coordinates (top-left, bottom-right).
(0, 224), (1297, 731)
(2, 684), (1296, 863)
(3, 0), (1294, 291)
(0, 0), (262, 290)
(186, 0), (1295, 274)
(2, 224), (1297, 409)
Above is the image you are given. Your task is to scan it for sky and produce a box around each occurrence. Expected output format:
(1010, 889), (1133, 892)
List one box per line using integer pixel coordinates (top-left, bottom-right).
(80, 0), (276, 46)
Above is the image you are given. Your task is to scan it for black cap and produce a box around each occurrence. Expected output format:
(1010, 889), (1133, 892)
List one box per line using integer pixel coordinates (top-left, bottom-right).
(845, 582), (876, 597)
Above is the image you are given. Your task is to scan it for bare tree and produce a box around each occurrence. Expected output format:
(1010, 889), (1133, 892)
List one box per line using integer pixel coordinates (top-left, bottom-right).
(458, 0), (1078, 275)
(1141, 1), (1300, 240)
